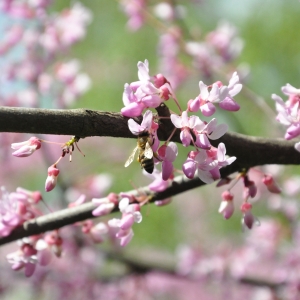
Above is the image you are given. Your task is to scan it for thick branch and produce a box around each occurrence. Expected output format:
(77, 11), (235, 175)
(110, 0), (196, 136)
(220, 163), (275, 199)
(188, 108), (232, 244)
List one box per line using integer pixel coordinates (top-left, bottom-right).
(0, 106), (300, 167)
(0, 105), (300, 245)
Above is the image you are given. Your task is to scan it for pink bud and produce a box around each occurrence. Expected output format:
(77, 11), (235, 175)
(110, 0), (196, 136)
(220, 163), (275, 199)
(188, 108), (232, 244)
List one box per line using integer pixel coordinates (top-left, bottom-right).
(45, 165), (60, 192)
(188, 98), (200, 112)
(243, 176), (257, 198)
(262, 175), (281, 194)
(222, 190), (234, 201)
(11, 137), (41, 157)
(219, 191), (234, 219)
(241, 202), (254, 229)
(154, 73), (167, 88)
(119, 214), (135, 230)
(160, 85), (170, 100)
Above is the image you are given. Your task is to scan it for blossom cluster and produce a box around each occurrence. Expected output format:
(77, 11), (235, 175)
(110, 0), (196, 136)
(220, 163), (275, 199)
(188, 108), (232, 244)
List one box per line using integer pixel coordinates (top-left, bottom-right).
(120, 1), (244, 88)
(0, 186), (64, 277)
(0, 1), (91, 108)
(122, 59), (239, 185)
(272, 84), (300, 151)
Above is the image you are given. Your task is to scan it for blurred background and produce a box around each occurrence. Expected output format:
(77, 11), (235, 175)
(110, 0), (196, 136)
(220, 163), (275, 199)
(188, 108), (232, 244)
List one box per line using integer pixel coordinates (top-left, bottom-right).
(1, 0), (300, 299)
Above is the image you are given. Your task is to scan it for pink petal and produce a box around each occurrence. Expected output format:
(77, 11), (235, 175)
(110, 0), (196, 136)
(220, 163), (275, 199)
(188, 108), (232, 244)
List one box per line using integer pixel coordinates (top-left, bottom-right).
(165, 142), (178, 162)
(209, 124), (228, 139)
(200, 102), (216, 116)
(121, 102), (145, 117)
(182, 158), (197, 179)
(170, 114), (183, 128)
(162, 161), (173, 180)
(180, 129), (192, 147)
(120, 214), (135, 230)
(195, 133), (210, 149)
(219, 97), (240, 111)
(24, 262), (36, 277)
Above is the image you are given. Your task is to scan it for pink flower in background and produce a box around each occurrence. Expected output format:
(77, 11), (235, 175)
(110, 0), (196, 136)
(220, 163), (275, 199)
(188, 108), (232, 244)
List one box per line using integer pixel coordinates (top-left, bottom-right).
(120, 0), (146, 31)
(89, 222), (108, 243)
(11, 136), (41, 157)
(7, 242), (38, 277)
(206, 21), (244, 62)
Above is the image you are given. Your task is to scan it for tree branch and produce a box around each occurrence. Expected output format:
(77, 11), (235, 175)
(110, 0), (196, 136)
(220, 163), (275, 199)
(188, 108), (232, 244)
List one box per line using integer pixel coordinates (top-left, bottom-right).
(0, 105), (300, 245)
(0, 106), (300, 168)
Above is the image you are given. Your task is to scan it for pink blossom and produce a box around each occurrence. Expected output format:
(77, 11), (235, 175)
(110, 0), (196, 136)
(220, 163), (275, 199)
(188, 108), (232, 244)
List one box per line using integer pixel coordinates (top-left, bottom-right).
(193, 118), (228, 149)
(183, 150), (217, 183)
(206, 21), (244, 62)
(45, 165), (60, 192)
(92, 193), (118, 217)
(128, 110), (153, 135)
(121, 60), (170, 117)
(194, 151), (218, 184)
(11, 136), (41, 157)
(197, 81), (220, 116)
(158, 142), (178, 180)
(196, 72), (242, 116)
(144, 168), (169, 192)
(120, 0), (146, 31)
(272, 85), (300, 141)
(54, 3), (92, 47)
(216, 142), (236, 168)
(182, 151), (199, 179)
(108, 198), (142, 247)
(0, 25), (23, 55)
(15, 187), (43, 204)
(218, 72), (242, 111)
(171, 111), (200, 147)
(182, 144), (234, 183)
(158, 32), (188, 89)
(7, 242), (38, 277)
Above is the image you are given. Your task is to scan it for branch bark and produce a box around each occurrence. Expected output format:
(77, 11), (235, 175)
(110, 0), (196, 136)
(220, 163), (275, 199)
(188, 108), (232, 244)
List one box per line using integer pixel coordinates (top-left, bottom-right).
(0, 105), (300, 245)
(0, 106), (300, 168)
